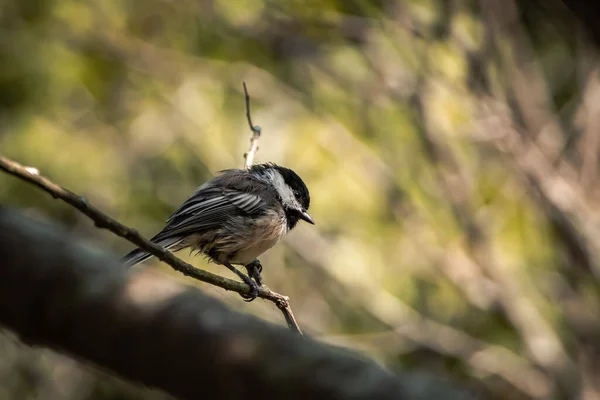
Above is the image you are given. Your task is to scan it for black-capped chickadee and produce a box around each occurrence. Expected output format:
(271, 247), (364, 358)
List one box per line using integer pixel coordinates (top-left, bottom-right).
(122, 163), (314, 301)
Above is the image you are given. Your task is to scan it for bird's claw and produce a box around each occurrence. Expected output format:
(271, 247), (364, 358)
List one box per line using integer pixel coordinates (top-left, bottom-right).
(245, 260), (263, 286)
(240, 275), (260, 302)
(223, 261), (261, 302)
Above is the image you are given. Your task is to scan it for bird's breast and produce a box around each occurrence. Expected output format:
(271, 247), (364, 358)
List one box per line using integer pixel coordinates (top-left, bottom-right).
(227, 208), (288, 265)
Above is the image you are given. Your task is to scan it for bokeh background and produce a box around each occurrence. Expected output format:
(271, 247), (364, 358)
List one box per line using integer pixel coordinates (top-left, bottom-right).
(2, 0), (600, 399)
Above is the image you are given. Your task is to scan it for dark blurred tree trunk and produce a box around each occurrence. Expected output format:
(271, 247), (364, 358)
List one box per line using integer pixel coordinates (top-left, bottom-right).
(0, 206), (473, 400)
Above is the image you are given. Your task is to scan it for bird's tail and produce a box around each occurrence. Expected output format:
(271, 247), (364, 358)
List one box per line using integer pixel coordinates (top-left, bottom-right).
(121, 236), (183, 267)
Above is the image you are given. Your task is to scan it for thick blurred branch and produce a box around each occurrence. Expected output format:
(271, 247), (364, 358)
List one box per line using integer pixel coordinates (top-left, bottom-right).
(0, 207), (417, 400)
(0, 156), (301, 334)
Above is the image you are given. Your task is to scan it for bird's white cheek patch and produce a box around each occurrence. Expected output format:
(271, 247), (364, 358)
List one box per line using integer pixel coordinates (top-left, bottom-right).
(269, 170), (296, 206)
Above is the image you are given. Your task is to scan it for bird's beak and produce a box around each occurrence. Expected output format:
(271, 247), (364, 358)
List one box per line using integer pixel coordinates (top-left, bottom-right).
(299, 210), (315, 225)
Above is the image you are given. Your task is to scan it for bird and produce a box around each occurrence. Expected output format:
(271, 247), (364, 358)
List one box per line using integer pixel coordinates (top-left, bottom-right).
(121, 163), (314, 301)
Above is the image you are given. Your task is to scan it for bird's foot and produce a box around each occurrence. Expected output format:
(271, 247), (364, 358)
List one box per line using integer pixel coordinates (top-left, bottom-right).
(239, 274), (260, 302)
(224, 262), (260, 302)
(245, 259), (263, 286)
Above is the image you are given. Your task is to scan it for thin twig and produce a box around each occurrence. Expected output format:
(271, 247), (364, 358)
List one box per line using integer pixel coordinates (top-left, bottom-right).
(243, 81), (262, 169)
(0, 156), (302, 334)
(240, 82), (301, 333)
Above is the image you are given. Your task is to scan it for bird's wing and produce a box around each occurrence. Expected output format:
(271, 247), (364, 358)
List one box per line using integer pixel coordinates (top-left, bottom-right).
(151, 173), (269, 241)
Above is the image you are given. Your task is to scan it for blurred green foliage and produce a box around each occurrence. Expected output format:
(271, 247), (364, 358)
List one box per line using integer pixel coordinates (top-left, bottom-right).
(0, 0), (598, 399)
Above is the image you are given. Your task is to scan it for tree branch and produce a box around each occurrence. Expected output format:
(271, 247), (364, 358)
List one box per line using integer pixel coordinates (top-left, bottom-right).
(0, 207), (419, 400)
(0, 156), (301, 334)
(243, 81), (262, 169)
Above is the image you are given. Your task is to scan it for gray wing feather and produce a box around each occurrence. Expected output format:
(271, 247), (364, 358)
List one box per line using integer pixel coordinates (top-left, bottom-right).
(154, 182), (268, 240)
(223, 189), (264, 214)
(121, 237), (183, 267)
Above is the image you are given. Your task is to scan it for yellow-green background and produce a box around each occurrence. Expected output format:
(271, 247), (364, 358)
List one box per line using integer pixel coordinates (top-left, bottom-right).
(0, 0), (596, 399)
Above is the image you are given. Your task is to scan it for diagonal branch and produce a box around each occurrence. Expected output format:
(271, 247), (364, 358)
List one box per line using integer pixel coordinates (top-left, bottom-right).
(0, 155), (302, 334)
